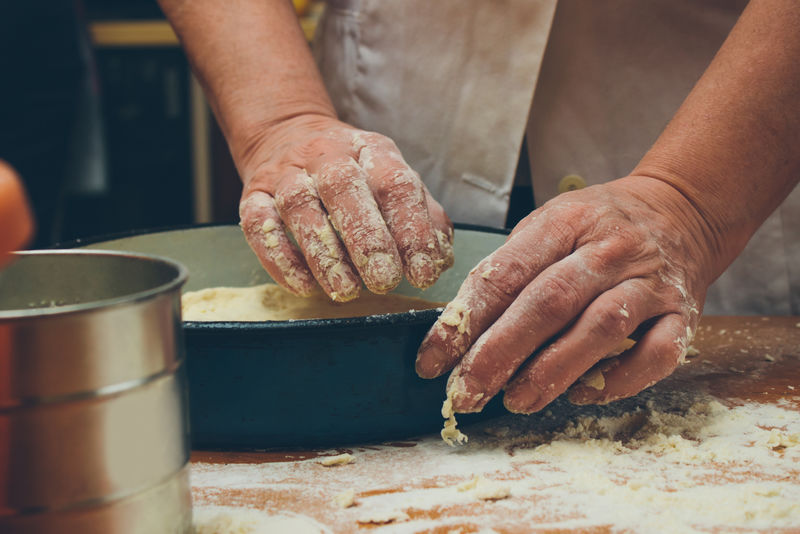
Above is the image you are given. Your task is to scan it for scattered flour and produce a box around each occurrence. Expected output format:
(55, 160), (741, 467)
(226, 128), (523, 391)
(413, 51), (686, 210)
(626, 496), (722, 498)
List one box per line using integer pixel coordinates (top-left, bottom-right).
(192, 388), (800, 533)
(194, 506), (331, 534)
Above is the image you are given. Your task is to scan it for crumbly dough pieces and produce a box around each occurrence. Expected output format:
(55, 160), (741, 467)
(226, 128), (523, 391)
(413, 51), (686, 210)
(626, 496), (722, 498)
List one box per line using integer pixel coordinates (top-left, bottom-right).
(441, 394), (468, 446)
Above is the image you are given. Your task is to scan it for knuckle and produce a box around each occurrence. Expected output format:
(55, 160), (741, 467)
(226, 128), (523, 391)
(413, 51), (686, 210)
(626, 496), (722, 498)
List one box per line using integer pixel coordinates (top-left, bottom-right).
(274, 177), (317, 212)
(588, 304), (631, 341)
(474, 255), (530, 300)
(538, 212), (577, 252)
(584, 234), (638, 273)
(537, 274), (584, 321)
(358, 131), (397, 151)
(371, 168), (422, 205)
(316, 160), (368, 200)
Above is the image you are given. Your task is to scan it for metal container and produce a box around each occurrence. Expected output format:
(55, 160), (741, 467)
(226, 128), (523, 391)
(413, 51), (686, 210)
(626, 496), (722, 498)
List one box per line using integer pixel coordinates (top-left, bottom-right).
(75, 225), (508, 448)
(0, 250), (192, 534)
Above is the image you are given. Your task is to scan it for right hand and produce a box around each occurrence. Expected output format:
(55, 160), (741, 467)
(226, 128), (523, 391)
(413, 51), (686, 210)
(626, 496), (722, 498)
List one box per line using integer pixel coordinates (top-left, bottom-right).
(237, 114), (454, 302)
(0, 161), (33, 267)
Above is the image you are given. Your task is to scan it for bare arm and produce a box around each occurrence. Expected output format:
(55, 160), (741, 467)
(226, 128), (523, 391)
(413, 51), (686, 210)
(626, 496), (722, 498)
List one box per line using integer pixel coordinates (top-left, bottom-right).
(417, 0), (800, 413)
(158, 0), (454, 300)
(157, 0), (334, 165)
(635, 0), (800, 281)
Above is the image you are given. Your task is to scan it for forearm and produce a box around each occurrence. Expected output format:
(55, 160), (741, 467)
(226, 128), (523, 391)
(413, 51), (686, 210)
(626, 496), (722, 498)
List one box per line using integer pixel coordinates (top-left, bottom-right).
(158, 0), (336, 174)
(634, 0), (800, 279)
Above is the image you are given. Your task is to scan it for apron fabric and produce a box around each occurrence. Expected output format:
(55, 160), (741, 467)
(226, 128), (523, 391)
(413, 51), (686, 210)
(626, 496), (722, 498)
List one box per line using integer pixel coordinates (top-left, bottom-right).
(314, 0), (557, 227)
(313, 0), (799, 315)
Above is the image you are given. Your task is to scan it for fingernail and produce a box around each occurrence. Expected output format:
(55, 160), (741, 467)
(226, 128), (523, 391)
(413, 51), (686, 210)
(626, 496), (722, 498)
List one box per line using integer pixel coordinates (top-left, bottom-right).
(447, 373), (486, 413)
(503, 383), (542, 414)
(435, 229), (455, 270)
(365, 252), (402, 293)
(407, 252), (438, 289)
(326, 262), (360, 302)
(415, 343), (448, 378)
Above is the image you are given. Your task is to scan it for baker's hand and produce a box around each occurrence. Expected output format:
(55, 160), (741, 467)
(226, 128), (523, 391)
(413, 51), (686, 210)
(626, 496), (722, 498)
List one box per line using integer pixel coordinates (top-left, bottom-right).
(416, 176), (718, 413)
(237, 115), (454, 302)
(0, 161), (33, 267)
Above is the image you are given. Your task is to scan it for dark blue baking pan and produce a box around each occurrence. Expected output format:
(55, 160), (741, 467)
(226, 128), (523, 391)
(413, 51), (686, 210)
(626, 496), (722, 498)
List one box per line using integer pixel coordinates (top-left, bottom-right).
(71, 224), (508, 448)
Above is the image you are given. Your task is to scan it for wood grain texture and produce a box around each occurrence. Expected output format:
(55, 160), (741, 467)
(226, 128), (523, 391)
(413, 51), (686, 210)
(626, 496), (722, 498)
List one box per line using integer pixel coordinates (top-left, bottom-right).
(190, 316), (800, 533)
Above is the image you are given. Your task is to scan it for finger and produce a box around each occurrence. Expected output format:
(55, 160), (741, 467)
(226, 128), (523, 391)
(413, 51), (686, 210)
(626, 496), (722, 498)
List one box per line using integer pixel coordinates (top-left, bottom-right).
(500, 279), (662, 414)
(415, 218), (580, 380)
(567, 313), (694, 405)
(445, 227), (669, 413)
(239, 191), (317, 297)
(0, 161), (33, 265)
(357, 135), (446, 288)
(310, 152), (403, 294)
(423, 186), (455, 271)
(271, 169), (362, 302)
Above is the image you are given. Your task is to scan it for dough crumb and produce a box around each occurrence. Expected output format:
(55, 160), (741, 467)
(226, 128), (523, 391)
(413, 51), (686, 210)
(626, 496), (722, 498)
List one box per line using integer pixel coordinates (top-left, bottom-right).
(441, 395), (468, 446)
(606, 337), (636, 358)
(319, 453), (355, 467)
(764, 354), (776, 362)
(580, 368), (606, 391)
(481, 266), (498, 279)
(765, 429), (800, 450)
(439, 301), (471, 334)
(356, 510), (409, 524)
(333, 489), (356, 508)
(456, 475), (511, 501)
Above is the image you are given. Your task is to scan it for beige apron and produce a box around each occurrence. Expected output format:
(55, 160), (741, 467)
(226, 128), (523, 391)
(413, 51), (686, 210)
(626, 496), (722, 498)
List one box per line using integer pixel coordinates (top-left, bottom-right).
(313, 0), (800, 315)
(314, 0), (557, 227)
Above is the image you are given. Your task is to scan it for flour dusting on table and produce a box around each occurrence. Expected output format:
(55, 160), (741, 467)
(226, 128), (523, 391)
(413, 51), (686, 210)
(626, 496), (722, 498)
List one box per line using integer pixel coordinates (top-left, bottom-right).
(192, 385), (800, 533)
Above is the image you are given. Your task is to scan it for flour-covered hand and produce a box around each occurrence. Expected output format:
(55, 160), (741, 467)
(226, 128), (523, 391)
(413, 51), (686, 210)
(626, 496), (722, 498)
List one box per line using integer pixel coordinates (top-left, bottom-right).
(416, 176), (720, 413)
(238, 115), (453, 302)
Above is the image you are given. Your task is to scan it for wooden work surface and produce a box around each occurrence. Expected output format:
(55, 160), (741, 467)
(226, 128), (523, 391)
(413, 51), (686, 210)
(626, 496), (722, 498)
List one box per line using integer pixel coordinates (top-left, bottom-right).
(190, 316), (800, 533)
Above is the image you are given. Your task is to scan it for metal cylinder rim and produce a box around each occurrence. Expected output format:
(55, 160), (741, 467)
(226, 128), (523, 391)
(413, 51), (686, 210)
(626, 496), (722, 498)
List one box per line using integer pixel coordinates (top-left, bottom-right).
(0, 249), (189, 320)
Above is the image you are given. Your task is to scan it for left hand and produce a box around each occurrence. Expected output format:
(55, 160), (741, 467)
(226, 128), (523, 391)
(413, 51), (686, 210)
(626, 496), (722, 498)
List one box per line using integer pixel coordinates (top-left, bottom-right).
(416, 175), (720, 414)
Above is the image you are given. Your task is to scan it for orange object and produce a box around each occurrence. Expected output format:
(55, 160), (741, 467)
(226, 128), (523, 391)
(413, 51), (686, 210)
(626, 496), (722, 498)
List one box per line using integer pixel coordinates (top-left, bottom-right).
(293, 0), (310, 16)
(0, 161), (34, 265)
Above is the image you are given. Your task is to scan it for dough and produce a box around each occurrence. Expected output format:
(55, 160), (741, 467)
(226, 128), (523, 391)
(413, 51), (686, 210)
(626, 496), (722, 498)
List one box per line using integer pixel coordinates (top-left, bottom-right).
(356, 510), (409, 524)
(318, 453), (355, 467)
(194, 506), (329, 534)
(182, 283), (445, 322)
(457, 475), (511, 501)
(333, 489), (356, 508)
(440, 394), (468, 446)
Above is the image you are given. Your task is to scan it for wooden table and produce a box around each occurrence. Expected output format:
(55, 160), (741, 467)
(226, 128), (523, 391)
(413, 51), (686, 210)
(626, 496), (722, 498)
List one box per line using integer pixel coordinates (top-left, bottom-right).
(190, 316), (800, 533)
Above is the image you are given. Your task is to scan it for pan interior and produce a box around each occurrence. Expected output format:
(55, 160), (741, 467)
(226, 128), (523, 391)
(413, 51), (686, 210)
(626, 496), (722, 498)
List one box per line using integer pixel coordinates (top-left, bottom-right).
(78, 225), (507, 304)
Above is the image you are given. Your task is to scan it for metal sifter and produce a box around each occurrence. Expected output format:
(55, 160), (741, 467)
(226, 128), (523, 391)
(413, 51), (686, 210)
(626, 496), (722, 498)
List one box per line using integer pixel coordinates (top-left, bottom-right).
(0, 250), (192, 534)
